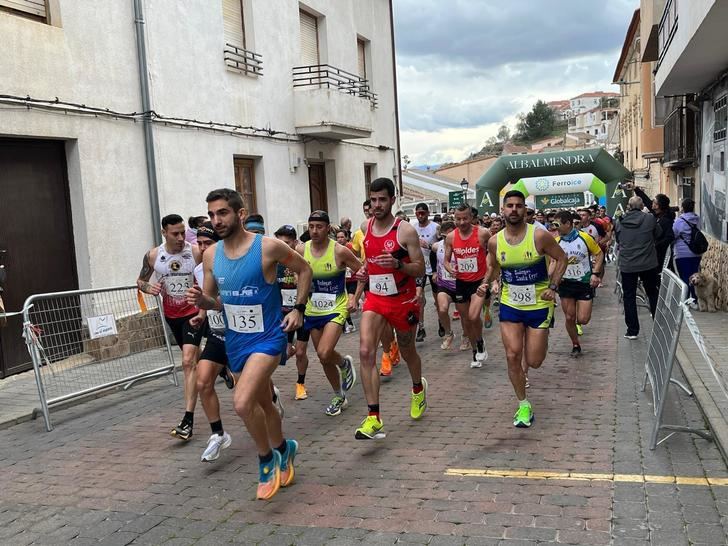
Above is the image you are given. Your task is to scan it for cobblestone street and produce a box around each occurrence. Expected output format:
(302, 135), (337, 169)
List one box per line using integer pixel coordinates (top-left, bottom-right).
(1, 278), (727, 545)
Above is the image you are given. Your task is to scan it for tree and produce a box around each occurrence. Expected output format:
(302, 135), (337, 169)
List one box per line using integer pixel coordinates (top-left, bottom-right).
(515, 100), (556, 141)
(496, 124), (511, 142)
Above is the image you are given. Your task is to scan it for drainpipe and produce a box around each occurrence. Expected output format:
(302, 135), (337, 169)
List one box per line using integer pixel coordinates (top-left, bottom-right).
(388, 0), (403, 199)
(133, 0), (162, 245)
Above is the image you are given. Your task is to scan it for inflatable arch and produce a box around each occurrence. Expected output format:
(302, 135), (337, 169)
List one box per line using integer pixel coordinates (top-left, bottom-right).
(475, 147), (632, 217)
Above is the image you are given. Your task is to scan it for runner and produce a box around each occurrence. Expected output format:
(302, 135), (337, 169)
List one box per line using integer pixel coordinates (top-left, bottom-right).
(410, 203), (439, 342)
(432, 221), (464, 350)
(137, 214), (202, 440)
(482, 190), (567, 428)
(356, 177), (428, 439)
(297, 210), (361, 416)
(274, 225), (311, 401)
(337, 229), (357, 334)
(553, 211), (604, 356)
(444, 203), (491, 368)
(188, 188), (312, 500)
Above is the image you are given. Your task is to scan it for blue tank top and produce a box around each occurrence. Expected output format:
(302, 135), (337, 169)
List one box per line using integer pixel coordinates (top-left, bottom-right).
(212, 235), (285, 364)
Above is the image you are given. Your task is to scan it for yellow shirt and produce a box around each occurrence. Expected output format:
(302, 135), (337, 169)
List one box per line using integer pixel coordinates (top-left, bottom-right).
(351, 228), (366, 259)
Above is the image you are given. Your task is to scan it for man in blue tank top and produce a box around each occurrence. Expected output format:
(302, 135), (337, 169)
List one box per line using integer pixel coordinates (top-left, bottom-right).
(186, 189), (313, 501)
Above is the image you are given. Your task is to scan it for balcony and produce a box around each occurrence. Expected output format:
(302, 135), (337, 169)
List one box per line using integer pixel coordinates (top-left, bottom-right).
(224, 43), (263, 76)
(663, 106), (697, 166)
(292, 64), (377, 140)
(657, 0), (678, 69)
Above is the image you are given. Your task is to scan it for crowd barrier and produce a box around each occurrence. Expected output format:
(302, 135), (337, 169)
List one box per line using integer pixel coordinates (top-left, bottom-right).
(22, 286), (178, 431)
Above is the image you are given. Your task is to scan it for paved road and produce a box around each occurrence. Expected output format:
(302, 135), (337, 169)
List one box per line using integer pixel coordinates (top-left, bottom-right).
(1, 279), (727, 545)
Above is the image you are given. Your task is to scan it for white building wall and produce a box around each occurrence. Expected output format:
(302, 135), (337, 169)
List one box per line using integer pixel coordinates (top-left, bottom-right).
(0, 0), (398, 288)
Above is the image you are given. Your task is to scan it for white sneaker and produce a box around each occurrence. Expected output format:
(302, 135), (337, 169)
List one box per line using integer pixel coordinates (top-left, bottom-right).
(273, 385), (285, 419)
(475, 339), (488, 362)
(201, 432), (232, 462)
(470, 360), (482, 369)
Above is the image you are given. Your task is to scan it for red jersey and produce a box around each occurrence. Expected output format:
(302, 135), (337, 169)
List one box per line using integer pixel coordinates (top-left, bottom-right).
(363, 217), (416, 299)
(452, 227), (486, 282)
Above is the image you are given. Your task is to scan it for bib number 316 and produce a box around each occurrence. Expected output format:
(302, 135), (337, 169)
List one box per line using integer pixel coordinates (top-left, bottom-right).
(224, 304), (264, 333)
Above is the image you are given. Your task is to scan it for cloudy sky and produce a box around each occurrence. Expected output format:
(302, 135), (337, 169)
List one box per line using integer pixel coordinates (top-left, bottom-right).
(392, 0), (639, 166)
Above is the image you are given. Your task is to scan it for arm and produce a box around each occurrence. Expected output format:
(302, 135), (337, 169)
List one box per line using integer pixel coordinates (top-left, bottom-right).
(536, 230), (567, 301)
(399, 222), (426, 278)
(635, 186), (652, 211)
(443, 233), (456, 276)
(480, 235), (500, 296)
(273, 240), (313, 332)
(336, 244), (364, 313)
(186, 246), (220, 311)
(584, 234), (605, 288)
(136, 248), (162, 295)
(192, 245), (202, 265)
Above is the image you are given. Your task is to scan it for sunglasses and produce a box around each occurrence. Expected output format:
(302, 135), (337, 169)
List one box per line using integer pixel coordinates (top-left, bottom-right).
(551, 222), (561, 228)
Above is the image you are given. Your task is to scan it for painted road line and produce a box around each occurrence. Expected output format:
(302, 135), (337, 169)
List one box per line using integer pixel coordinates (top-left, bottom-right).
(444, 468), (728, 487)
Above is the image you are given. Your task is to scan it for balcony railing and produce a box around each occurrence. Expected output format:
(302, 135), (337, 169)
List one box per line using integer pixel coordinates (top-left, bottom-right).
(664, 106), (696, 165)
(293, 64), (378, 108)
(657, 0), (678, 69)
(224, 43), (263, 76)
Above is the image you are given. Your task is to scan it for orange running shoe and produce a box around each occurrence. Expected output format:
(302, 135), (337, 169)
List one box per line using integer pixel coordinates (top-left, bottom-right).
(390, 341), (401, 367)
(256, 451), (281, 500)
(380, 351), (393, 381)
(295, 382), (308, 400)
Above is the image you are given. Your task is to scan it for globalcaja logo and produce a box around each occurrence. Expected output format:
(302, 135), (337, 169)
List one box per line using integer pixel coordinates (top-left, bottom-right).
(535, 178), (550, 192)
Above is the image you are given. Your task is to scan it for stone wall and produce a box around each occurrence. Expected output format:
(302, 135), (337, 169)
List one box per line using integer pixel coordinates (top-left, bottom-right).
(699, 235), (728, 311)
(83, 309), (165, 362)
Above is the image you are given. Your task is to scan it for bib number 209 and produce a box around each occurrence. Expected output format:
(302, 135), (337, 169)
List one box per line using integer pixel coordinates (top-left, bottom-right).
(224, 304), (264, 333)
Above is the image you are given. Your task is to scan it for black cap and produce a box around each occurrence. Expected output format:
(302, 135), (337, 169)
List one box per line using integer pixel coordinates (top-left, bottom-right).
(196, 222), (219, 242)
(415, 202), (429, 212)
(308, 210), (330, 224)
(274, 224), (297, 238)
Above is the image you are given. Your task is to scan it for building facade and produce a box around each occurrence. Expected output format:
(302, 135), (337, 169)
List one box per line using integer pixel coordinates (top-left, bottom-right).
(567, 92), (620, 151)
(0, 0), (399, 376)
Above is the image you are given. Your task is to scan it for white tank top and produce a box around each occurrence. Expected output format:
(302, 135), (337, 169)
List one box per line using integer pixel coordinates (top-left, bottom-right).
(411, 220), (439, 275)
(154, 242), (198, 318)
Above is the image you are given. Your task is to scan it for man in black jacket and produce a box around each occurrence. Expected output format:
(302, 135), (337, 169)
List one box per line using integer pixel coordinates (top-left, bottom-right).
(634, 186), (675, 268)
(615, 196), (662, 339)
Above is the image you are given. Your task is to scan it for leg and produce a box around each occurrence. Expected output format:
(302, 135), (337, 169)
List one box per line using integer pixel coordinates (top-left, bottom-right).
(436, 292), (452, 334)
(466, 293), (485, 343)
(396, 327), (422, 384)
(560, 298), (579, 345)
(501, 321), (527, 400)
(455, 302), (473, 339)
(309, 323), (345, 392)
(576, 299), (593, 326)
(181, 344), (200, 413)
(196, 359), (223, 426)
(359, 311), (389, 406)
(640, 268), (660, 318)
(621, 271), (639, 335)
(294, 339), (309, 377)
(523, 327), (550, 369)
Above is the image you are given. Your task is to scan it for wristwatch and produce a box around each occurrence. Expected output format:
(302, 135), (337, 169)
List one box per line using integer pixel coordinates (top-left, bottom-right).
(394, 259), (402, 270)
(548, 283), (558, 291)
(293, 303), (306, 313)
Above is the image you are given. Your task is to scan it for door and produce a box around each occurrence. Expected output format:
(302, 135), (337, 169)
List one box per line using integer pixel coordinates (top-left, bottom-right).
(0, 139), (78, 377)
(233, 158), (257, 214)
(308, 163), (328, 212)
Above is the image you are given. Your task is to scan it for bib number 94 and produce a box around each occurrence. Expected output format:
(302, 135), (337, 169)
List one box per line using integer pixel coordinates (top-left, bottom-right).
(369, 274), (397, 296)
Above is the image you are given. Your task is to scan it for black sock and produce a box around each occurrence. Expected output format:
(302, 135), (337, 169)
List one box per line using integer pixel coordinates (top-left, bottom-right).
(368, 404), (380, 414)
(297, 374), (306, 384)
(258, 451), (273, 464)
(477, 338), (484, 351)
(210, 420), (223, 435)
(183, 411), (194, 425)
(275, 440), (287, 455)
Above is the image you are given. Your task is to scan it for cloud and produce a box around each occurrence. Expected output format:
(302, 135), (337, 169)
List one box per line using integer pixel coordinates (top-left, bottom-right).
(393, 0), (639, 165)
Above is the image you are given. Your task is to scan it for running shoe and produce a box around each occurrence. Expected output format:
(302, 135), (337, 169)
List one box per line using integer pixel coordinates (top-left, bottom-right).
(576, 323), (583, 336)
(201, 432), (232, 462)
(257, 450), (281, 500)
(438, 321), (445, 338)
(440, 332), (455, 350)
(513, 402), (534, 428)
(571, 345), (582, 358)
(416, 326), (426, 342)
(470, 352), (482, 369)
(339, 355), (357, 392)
(279, 438), (299, 487)
(325, 395), (348, 416)
(475, 338), (488, 362)
(459, 337), (471, 351)
(219, 368), (235, 390)
(410, 377), (428, 420)
(344, 323), (356, 334)
(483, 308), (493, 329)
(453, 310), (461, 321)
(355, 415), (385, 440)
(380, 351), (393, 381)
(295, 382), (308, 400)
(273, 385), (285, 419)
(624, 333), (638, 340)
(170, 419), (193, 441)
(390, 341), (401, 366)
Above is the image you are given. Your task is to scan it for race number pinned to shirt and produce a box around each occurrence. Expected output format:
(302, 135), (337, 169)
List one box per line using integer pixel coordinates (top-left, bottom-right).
(565, 263), (586, 280)
(310, 292), (336, 311)
(369, 273), (398, 296)
(281, 289), (297, 308)
(441, 267), (455, 281)
(509, 284), (536, 306)
(224, 304), (264, 333)
(456, 257), (478, 274)
(165, 274), (194, 298)
(208, 310), (226, 332)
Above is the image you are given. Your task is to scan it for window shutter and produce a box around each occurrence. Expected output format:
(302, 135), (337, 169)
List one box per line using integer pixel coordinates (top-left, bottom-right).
(299, 10), (319, 66)
(222, 0), (245, 48)
(0, 0), (47, 19)
(357, 39), (367, 79)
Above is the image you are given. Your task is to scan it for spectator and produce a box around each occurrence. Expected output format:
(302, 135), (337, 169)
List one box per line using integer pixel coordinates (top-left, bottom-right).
(185, 215), (207, 244)
(634, 186), (675, 267)
(615, 195), (662, 339)
(672, 198), (702, 302)
(339, 217), (352, 239)
(244, 213), (266, 235)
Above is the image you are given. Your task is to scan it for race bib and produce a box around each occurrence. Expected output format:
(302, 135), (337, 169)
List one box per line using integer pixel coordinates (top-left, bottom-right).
(281, 289), (297, 307)
(369, 273), (398, 296)
(224, 304), (264, 333)
(165, 274), (193, 298)
(208, 310), (226, 332)
(345, 268), (353, 279)
(509, 284), (536, 306)
(441, 267), (455, 281)
(310, 292), (336, 311)
(457, 257), (478, 274)
(565, 263), (586, 280)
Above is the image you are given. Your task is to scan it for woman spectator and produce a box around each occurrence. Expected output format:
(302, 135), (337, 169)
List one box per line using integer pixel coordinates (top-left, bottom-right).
(672, 198), (702, 301)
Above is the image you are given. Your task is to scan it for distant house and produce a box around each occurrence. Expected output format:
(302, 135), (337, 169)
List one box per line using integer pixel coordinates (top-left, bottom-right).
(547, 100), (572, 121)
(435, 156), (499, 185)
(402, 169), (476, 213)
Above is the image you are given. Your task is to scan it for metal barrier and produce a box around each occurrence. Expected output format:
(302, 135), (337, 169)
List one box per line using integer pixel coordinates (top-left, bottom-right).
(641, 268), (712, 449)
(22, 286), (178, 431)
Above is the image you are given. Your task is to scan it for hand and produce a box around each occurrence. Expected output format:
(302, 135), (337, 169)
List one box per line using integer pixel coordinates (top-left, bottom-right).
(353, 265), (368, 282)
(419, 238), (429, 249)
(189, 312), (205, 329)
(186, 285), (203, 307)
(444, 263), (456, 277)
(589, 274), (601, 288)
(490, 280), (501, 296)
(541, 288), (556, 302)
(144, 282), (162, 296)
(476, 281), (489, 298)
(372, 253), (398, 270)
(281, 309), (303, 333)
(346, 294), (358, 314)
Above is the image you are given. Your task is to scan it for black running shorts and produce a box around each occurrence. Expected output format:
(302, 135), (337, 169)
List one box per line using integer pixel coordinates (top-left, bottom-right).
(165, 314), (204, 349)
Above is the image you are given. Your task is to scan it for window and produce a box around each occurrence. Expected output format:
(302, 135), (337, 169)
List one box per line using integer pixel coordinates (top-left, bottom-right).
(714, 95), (727, 142)
(707, 155), (711, 172)
(357, 38), (367, 79)
(299, 10), (319, 65)
(364, 164), (373, 197)
(0, 0), (46, 21)
(222, 0), (245, 49)
(234, 158), (257, 214)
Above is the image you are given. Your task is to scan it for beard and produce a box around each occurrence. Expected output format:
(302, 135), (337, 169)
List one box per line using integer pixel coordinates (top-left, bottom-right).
(505, 214), (524, 225)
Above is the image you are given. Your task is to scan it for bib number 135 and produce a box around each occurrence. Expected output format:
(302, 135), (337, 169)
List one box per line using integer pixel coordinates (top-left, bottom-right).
(224, 304), (264, 333)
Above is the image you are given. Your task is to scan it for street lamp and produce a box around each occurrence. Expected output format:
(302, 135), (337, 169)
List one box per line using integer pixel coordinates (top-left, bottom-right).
(460, 178), (469, 206)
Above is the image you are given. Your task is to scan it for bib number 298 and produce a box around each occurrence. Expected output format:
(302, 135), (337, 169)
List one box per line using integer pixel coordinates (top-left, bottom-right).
(510, 284), (536, 305)
(224, 304), (264, 333)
